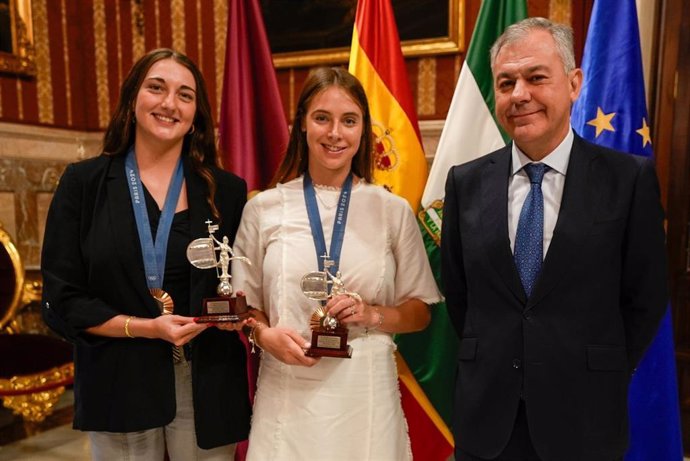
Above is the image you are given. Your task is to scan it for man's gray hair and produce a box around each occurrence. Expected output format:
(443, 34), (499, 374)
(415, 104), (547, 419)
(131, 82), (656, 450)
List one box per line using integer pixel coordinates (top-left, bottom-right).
(490, 17), (576, 74)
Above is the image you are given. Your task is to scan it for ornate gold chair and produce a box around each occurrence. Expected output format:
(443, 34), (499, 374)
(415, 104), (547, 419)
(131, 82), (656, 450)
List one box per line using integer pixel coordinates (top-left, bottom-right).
(0, 226), (74, 423)
(0, 226), (24, 333)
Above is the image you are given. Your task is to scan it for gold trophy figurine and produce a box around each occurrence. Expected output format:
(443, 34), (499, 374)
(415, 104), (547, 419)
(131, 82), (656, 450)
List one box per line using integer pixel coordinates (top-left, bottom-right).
(187, 220), (252, 323)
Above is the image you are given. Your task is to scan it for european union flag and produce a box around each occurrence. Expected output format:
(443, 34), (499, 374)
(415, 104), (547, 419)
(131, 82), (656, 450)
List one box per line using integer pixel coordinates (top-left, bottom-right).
(571, 1), (683, 459)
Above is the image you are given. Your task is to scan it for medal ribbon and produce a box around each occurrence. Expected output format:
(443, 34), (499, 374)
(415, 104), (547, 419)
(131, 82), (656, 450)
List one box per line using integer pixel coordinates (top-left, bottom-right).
(125, 147), (185, 290)
(303, 172), (353, 279)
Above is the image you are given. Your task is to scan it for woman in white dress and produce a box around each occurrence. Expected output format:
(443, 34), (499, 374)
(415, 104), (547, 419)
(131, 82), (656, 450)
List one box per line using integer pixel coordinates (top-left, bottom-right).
(232, 67), (441, 461)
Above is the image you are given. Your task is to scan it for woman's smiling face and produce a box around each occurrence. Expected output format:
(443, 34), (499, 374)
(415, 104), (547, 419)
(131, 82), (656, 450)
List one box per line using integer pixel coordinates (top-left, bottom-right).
(303, 85), (364, 185)
(134, 58), (197, 148)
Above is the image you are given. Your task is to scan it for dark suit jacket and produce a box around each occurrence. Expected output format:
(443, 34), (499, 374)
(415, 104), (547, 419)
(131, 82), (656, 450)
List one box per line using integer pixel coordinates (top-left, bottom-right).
(41, 153), (251, 449)
(441, 134), (668, 461)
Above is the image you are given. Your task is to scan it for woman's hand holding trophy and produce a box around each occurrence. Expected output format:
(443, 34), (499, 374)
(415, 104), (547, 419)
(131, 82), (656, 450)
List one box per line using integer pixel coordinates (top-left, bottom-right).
(300, 257), (367, 358)
(186, 220), (251, 328)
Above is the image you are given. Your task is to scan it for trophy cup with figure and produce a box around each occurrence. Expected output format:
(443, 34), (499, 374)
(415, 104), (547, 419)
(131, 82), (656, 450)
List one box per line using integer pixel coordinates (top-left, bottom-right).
(300, 257), (357, 358)
(187, 220), (252, 323)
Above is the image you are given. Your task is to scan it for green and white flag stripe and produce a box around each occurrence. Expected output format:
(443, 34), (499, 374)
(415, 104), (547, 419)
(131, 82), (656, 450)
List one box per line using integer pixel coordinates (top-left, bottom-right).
(422, 0), (526, 208)
(395, 0), (528, 430)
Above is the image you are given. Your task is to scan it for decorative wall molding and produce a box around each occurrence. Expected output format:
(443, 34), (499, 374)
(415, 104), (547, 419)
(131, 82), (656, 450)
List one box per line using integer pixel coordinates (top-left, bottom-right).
(213, 0), (228, 122)
(418, 58), (438, 116)
(92, 0), (110, 129)
(0, 122), (102, 162)
(171, 0), (186, 53)
(420, 119), (445, 165)
(33, 0), (55, 124)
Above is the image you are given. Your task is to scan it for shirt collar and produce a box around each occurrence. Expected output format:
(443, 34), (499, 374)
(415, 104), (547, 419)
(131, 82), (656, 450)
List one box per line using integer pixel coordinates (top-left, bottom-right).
(511, 128), (574, 176)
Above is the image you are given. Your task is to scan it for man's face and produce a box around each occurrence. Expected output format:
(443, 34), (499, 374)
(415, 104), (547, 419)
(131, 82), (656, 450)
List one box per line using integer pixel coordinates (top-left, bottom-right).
(492, 29), (582, 160)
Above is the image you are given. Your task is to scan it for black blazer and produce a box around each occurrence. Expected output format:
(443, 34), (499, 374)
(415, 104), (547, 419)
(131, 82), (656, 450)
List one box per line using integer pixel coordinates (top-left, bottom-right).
(41, 153), (251, 449)
(441, 134), (668, 461)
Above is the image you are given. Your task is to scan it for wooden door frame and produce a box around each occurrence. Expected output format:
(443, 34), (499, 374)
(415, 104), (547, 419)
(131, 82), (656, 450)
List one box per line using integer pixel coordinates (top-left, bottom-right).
(653, 0), (690, 452)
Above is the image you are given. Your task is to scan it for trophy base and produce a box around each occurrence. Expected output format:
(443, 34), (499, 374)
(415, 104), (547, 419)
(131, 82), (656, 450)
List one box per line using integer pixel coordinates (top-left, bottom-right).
(305, 345), (353, 358)
(193, 295), (249, 323)
(194, 312), (251, 323)
(304, 328), (352, 359)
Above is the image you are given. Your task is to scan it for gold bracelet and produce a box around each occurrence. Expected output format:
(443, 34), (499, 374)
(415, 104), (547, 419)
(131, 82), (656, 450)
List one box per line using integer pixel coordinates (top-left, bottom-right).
(124, 316), (136, 338)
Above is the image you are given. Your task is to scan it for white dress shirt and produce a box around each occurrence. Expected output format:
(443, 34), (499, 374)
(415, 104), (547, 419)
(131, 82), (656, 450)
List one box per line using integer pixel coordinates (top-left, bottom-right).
(508, 129), (574, 258)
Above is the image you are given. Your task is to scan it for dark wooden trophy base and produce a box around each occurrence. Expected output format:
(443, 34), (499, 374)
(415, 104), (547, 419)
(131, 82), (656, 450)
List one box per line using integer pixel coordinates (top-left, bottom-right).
(304, 327), (352, 358)
(194, 294), (249, 323)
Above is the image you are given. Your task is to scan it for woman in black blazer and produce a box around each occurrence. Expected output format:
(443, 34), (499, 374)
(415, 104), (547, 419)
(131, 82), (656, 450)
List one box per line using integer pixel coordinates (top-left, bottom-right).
(41, 48), (250, 461)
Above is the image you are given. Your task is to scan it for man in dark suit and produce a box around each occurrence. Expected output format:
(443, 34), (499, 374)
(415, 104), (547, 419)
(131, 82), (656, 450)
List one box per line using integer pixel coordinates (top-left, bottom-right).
(441, 17), (667, 461)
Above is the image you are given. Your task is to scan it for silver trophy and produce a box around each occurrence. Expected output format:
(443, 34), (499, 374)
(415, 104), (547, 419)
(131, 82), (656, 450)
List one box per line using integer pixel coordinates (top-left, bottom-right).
(300, 256), (355, 358)
(187, 220), (251, 322)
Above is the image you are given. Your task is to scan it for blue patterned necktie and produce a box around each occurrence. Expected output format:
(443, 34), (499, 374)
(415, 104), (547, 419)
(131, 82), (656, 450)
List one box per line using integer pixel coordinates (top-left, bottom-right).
(514, 163), (547, 297)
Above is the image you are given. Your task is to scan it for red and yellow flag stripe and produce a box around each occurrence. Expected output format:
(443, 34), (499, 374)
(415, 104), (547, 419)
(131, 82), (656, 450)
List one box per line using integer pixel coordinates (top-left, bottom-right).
(349, 1), (453, 459)
(348, 0), (427, 211)
(396, 352), (454, 456)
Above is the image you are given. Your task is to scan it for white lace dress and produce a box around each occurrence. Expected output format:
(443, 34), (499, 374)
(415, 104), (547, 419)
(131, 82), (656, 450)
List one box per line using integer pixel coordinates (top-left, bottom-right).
(233, 177), (441, 461)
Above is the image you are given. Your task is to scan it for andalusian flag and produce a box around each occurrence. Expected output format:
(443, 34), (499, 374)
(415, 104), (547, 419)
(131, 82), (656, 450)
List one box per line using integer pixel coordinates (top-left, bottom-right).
(348, 0), (426, 211)
(348, 0), (450, 458)
(422, 0), (526, 206)
(414, 0), (526, 457)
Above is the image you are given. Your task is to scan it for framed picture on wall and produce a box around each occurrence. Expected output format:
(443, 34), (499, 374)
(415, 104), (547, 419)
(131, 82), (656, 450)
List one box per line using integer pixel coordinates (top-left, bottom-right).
(0, 0), (35, 76)
(262, 0), (464, 68)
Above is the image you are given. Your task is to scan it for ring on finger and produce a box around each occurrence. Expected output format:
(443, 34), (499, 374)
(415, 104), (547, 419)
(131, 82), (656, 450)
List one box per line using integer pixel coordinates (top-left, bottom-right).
(348, 292), (362, 303)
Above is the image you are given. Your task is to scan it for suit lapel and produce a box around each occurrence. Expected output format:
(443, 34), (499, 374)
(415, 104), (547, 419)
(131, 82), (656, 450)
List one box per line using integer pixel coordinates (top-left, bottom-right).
(481, 146), (527, 306)
(106, 155), (161, 317)
(527, 135), (596, 310)
(186, 159), (213, 317)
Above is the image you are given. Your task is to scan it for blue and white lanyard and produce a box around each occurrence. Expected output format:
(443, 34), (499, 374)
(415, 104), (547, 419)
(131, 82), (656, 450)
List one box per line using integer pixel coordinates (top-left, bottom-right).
(124, 147), (184, 290)
(303, 172), (353, 280)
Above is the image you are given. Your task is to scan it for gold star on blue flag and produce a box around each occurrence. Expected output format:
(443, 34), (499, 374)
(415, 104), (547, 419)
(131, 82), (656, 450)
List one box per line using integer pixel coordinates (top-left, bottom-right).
(571, 1), (681, 460)
(586, 107), (616, 137)
(636, 118), (651, 148)
(572, 2), (652, 158)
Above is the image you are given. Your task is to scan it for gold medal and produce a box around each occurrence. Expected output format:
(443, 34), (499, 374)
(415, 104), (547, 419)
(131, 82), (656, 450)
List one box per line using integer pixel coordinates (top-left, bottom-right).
(150, 288), (174, 315)
(149, 288), (181, 362)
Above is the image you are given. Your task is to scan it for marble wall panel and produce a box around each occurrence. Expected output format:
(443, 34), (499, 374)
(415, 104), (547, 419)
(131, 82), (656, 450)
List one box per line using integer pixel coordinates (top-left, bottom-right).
(0, 122), (96, 269)
(0, 192), (16, 243)
(0, 158), (67, 269)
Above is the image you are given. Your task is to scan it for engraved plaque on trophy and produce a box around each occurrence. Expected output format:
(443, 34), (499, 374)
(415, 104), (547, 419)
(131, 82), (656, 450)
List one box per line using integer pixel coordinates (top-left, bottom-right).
(301, 262), (353, 358)
(187, 221), (252, 323)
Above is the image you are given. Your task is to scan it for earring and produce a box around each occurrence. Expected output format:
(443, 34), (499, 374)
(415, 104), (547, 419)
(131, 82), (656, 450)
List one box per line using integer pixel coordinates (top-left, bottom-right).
(188, 124), (196, 135)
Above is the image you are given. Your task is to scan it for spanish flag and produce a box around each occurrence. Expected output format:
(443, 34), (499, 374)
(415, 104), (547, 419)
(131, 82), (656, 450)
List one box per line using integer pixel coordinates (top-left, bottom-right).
(348, 0), (427, 212)
(348, 1), (453, 459)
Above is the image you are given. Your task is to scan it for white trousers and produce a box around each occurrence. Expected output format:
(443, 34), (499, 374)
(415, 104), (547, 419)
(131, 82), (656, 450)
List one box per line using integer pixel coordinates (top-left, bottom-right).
(88, 360), (236, 461)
